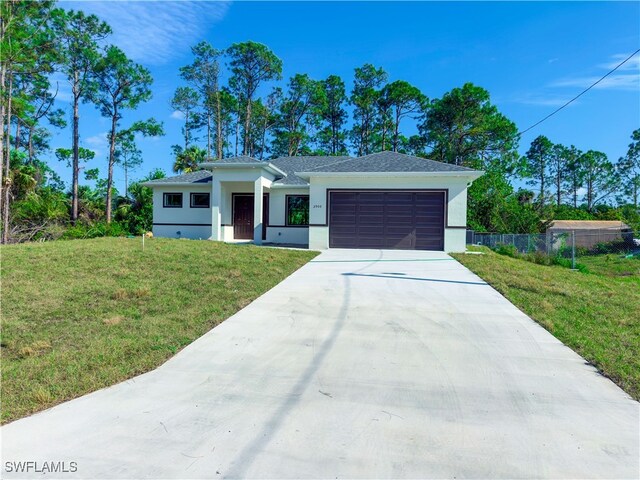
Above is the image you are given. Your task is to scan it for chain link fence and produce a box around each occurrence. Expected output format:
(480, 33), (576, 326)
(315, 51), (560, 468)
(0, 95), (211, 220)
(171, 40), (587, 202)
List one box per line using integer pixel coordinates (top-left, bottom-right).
(467, 228), (640, 268)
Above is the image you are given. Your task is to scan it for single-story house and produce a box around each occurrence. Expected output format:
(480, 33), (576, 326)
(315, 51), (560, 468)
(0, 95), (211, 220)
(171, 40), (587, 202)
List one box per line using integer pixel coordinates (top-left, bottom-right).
(143, 151), (483, 252)
(547, 220), (632, 249)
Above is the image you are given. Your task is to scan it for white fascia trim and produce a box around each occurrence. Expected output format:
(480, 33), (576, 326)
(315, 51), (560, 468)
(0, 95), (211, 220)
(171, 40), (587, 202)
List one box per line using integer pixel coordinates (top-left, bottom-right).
(201, 162), (287, 177)
(142, 182), (212, 187)
(270, 183), (310, 189)
(295, 171), (484, 179)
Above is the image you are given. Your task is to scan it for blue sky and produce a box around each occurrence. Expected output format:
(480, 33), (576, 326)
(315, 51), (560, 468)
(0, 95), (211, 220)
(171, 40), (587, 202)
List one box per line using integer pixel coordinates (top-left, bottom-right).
(52, 1), (640, 194)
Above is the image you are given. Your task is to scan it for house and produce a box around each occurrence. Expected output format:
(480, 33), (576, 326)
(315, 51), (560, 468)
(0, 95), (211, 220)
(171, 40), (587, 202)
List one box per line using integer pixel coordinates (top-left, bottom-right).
(143, 151), (483, 252)
(547, 220), (632, 249)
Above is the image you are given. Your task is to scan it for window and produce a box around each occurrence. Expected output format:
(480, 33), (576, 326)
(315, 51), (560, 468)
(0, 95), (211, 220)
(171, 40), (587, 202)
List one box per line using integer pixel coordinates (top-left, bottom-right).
(163, 192), (183, 208)
(286, 195), (309, 226)
(190, 192), (210, 208)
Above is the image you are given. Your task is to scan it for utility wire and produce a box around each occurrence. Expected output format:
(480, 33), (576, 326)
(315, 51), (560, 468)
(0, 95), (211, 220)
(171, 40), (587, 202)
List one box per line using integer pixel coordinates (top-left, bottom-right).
(518, 48), (640, 136)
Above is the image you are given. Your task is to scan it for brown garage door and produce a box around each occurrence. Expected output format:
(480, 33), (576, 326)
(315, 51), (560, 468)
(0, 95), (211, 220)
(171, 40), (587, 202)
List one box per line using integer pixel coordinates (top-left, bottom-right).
(329, 190), (445, 250)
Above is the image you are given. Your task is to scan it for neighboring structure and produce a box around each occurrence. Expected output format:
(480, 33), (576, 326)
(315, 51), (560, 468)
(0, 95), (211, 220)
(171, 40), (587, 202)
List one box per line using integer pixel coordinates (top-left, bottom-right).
(547, 220), (632, 249)
(143, 151), (483, 252)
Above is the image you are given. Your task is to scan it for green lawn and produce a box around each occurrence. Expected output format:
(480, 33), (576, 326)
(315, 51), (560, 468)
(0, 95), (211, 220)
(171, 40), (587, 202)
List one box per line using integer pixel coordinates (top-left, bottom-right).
(452, 248), (639, 400)
(0, 237), (317, 424)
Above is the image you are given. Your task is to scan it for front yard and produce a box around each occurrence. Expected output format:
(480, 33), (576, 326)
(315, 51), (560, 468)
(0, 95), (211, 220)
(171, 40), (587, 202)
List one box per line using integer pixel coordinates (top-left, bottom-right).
(0, 237), (317, 424)
(452, 248), (640, 400)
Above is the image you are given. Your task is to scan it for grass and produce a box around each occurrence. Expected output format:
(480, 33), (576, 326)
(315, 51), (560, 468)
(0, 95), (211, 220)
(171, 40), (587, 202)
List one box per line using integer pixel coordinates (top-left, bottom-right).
(0, 237), (317, 424)
(452, 247), (640, 400)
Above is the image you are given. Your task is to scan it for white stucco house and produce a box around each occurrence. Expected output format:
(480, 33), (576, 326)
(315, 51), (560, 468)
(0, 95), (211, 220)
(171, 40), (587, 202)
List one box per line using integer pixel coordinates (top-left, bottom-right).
(143, 151), (483, 252)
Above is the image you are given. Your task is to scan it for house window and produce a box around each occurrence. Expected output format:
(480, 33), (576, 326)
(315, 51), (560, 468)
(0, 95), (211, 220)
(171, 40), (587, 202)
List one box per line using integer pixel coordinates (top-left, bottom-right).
(286, 195), (309, 226)
(163, 192), (183, 208)
(190, 192), (210, 208)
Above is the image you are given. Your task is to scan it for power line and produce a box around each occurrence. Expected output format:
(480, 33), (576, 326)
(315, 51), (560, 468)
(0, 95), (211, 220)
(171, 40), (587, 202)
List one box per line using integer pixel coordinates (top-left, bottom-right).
(518, 48), (640, 137)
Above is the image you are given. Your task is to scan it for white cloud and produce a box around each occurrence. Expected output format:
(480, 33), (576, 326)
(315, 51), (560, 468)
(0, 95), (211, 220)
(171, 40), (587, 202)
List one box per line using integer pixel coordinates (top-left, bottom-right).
(550, 52), (640, 92)
(60, 1), (231, 66)
(84, 132), (109, 157)
(512, 94), (578, 107)
(48, 72), (73, 103)
(170, 110), (185, 120)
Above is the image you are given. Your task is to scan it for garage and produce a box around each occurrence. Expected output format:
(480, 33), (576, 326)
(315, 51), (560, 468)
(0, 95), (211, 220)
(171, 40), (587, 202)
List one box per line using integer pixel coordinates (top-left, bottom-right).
(328, 190), (446, 250)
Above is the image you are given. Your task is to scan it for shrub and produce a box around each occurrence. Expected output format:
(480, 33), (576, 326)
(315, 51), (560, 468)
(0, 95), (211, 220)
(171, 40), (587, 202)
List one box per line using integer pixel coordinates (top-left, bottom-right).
(494, 243), (518, 257)
(61, 221), (128, 240)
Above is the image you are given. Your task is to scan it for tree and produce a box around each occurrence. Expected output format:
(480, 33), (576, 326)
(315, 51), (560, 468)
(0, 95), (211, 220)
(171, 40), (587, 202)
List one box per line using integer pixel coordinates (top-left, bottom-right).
(173, 145), (206, 173)
(15, 74), (66, 163)
(350, 64), (387, 155)
(618, 129), (640, 208)
(564, 146), (585, 208)
(272, 74), (323, 157)
(114, 130), (143, 198)
(381, 80), (426, 152)
(91, 45), (162, 223)
(524, 135), (553, 210)
(180, 42), (223, 158)
(420, 83), (519, 171)
(217, 88), (238, 157)
(1, 0), (59, 242)
(581, 150), (617, 211)
(171, 86), (200, 151)
(317, 75), (348, 155)
(115, 168), (164, 234)
(52, 8), (111, 223)
(227, 41), (283, 156)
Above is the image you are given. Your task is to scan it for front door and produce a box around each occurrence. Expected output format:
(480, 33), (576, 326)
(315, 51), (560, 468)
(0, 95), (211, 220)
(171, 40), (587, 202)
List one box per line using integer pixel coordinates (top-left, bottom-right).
(233, 195), (254, 239)
(232, 194), (270, 240)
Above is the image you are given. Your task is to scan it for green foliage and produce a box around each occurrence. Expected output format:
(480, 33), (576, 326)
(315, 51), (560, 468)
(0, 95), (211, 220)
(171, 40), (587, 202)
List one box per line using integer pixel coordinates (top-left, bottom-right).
(173, 146), (206, 174)
(227, 41), (283, 155)
(316, 75), (348, 155)
(61, 221), (128, 240)
(115, 169), (165, 234)
(618, 129), (640, 208)
(11, 188), (68, 223)
(492, 242), (588, 272)
(271, 73), (324, 157)
(524, 135), (553, 208)
(420, 83), (519, 171)
(350, 64), (387, 155)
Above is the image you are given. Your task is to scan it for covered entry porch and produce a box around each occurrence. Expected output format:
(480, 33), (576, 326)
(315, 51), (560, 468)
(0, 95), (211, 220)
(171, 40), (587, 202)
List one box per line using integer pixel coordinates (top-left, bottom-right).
(211, 176), (271, 245)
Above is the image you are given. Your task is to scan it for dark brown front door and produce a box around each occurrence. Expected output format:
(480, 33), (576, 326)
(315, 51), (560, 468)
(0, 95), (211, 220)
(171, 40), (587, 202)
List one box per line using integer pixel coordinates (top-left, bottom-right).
(233, 194), (270, 240)
(233, 195), (254, 239)
(328, 190), (445, 250)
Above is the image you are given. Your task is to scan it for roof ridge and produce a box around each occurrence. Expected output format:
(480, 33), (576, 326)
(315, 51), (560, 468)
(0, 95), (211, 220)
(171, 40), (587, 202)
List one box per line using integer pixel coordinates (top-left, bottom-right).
(303, 155), (356, 172)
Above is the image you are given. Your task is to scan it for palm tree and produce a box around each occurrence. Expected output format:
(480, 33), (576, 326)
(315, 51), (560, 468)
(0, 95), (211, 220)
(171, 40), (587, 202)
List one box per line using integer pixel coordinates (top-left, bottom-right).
(173, 146), (207, 174)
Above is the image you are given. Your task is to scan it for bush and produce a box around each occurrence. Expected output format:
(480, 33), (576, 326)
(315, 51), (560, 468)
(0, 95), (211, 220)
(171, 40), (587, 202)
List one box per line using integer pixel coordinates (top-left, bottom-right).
(61, 221), (128, 240)
(494, 243), (518, 257)
(493, 244), (588, 272)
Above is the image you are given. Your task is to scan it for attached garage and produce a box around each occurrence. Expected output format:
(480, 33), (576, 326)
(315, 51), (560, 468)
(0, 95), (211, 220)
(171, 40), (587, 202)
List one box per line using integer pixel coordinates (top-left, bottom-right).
(329, 190), (445, 250)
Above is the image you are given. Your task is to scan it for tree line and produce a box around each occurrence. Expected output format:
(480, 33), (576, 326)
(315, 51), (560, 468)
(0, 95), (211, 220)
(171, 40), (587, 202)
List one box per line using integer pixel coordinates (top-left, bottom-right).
(1, 1), (638, 244)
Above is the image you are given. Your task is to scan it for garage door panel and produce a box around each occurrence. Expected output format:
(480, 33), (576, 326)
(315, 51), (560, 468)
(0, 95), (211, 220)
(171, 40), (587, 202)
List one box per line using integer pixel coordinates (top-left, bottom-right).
(329, 191), (445, 250)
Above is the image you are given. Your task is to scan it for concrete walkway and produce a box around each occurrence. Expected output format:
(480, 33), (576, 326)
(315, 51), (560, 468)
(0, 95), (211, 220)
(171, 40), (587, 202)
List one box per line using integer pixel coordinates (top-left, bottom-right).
(2, 249), (638, 479)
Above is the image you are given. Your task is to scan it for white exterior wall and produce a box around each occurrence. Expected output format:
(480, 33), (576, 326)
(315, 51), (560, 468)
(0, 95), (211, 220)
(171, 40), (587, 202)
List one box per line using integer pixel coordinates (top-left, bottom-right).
(307, 175), (472, 252)
(265, 187), (310, 245)
(151, 185), (212, 239)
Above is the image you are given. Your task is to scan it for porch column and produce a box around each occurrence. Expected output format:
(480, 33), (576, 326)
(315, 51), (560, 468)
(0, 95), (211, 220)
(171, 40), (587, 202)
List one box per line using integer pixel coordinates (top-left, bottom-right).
(253, 177), (265, 245)
(210, 177), (222, 241)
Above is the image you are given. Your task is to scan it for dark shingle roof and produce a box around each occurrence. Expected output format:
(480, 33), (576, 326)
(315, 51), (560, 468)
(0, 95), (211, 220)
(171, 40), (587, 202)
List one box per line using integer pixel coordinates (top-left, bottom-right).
(304, 151), (475, 173)
(147, 152), (479, 187)
(211, 155), (262, 164)
(270, 156), (351, 185)
(144, 170), (212, 184)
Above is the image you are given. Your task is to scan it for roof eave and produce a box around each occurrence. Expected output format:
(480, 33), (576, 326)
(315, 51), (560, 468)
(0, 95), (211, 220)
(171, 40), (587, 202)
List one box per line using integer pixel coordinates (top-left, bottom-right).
(295, 171), (484, 180)
(142, 181), (212, 187)
(200, 162), (287, 177)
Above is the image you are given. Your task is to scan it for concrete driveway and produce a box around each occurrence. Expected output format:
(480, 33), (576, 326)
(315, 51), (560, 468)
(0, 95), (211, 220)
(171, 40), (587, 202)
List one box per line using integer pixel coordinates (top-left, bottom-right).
(2, 249), (638, 479)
